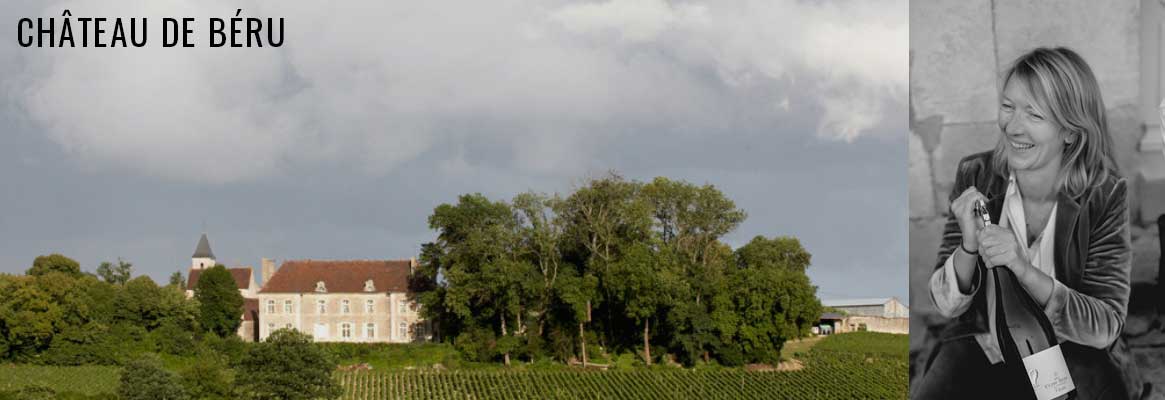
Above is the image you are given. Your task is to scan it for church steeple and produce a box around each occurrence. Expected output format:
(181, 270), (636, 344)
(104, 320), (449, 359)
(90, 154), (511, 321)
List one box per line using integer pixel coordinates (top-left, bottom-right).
(191, 233), (216, 269)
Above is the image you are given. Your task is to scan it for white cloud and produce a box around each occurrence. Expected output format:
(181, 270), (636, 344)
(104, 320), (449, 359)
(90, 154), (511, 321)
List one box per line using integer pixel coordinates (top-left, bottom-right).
(6, 0), (906, 183)
(550, 0), (708, 43)
(551, 0), (907, 141)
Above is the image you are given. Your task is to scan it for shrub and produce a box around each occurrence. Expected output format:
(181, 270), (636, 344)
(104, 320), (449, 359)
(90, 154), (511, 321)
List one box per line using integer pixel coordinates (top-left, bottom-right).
(152, 321), (196, 356)
(319, 342), (377, 361)
(440, 353), (462, 369)
(495, 334), (522, 361)
(547, 327), (576, 363)
(522, 332), (547, 361)
(714, 342), (745, 367)
(107, 323), (155, 363)
(609, 353), (641, 371)
(453, 326), (497, 362)
(179, 352), (233, 400)
(118, 354), (189, 400)
(583, 331), (602, 362)
(201, 334), (247, 367)
(235, 329), (341, 400)
(39, 323), (118, 366)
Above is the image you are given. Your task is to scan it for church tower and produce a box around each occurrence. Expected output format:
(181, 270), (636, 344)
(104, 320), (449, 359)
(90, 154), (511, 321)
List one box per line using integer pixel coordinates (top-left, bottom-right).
(191, 233), (216, 270)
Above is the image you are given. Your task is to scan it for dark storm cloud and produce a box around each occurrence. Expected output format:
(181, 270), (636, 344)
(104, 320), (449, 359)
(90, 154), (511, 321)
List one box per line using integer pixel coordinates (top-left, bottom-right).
(0, 0), (908, 300)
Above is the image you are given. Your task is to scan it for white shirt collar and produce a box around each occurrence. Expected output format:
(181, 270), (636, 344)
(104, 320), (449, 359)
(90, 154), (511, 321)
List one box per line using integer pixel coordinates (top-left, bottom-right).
(1000, 172), (1057, 277)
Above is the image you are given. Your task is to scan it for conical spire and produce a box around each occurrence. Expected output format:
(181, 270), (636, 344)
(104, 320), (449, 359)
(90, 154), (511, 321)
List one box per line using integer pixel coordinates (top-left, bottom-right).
(192, 233), (215, 259)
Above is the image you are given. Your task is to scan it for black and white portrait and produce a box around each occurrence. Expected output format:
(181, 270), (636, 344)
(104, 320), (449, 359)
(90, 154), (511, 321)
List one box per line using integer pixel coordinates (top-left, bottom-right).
(909, 1), (1165, 399)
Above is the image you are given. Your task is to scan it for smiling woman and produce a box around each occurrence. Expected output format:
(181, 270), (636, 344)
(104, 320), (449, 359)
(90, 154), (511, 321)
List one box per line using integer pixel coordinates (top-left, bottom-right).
(914, 47), (1136, 399)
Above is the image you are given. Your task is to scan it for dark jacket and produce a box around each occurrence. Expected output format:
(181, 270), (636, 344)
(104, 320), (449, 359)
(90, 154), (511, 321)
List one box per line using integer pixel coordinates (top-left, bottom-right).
(932, 151), (1136, 399)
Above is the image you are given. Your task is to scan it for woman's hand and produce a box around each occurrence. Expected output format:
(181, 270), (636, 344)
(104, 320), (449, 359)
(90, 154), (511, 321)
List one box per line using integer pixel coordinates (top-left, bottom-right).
(978, 225), (1029, 271)
(950, 186), (988, 252)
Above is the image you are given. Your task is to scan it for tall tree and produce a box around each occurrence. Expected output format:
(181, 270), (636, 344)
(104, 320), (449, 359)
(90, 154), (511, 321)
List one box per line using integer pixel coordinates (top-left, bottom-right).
(96, 258), (133, 285)
(718, 238), (821, 365)
(554, 266), (599, 365)
(413, 243), (458, 342)
(194, 265), (244, 338)
(606, 243), (679, 365)
(557, 173), (652, 348)
(26, 254), (82, 277)
(425, 193), (537, 365)
(642, 178), (743, 365)
(482, 258), (539, 365)
(512, 192), (565, 337)
(168, 271), (186, 288)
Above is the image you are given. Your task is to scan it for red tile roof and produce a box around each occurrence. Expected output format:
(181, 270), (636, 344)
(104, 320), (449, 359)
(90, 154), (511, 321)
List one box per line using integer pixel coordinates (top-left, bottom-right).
(259, 260), (413, 294)
(187, 267), (253, 291)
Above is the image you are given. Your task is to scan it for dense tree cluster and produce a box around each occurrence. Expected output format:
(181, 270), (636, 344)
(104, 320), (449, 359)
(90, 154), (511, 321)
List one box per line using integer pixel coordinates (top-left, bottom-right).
(413, 174), (822, 367)
(0, 256), (254, 365)
(0, 257), (201, 365)
(1, 255), (341, 399)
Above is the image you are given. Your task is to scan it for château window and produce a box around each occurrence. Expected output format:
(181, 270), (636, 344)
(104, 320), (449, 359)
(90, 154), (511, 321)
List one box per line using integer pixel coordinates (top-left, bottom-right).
(285, 323), (293, 330)
(267, 323), (275, 333)
(416, 324), (426, 338)
(284, 300), (293, 314)
(399, 322), (408, 339)
(365, 299), (375, 313)
(317, 299), (327, 314)
(341, 299), (350, 314)
(365, 323), (375, 338)
(266, 300), (276, 314)
(341, 323), (352, 339)
(399, 301), (407, 314)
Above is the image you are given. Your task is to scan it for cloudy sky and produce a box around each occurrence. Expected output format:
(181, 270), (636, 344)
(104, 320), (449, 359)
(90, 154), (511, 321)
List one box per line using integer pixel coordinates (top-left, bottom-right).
(0, 0), (908, 301)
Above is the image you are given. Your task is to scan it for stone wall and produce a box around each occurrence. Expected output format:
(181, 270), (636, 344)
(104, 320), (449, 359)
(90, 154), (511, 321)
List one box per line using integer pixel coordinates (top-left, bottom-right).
(909, 0), (1163, 384)
(839, 316), (909, 335)
(238, 320), (255, 343)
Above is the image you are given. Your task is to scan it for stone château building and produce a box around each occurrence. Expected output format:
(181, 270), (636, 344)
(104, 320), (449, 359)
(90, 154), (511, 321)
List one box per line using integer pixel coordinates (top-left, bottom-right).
(257, 259), (432, 343)
(179, 234), (431, 343)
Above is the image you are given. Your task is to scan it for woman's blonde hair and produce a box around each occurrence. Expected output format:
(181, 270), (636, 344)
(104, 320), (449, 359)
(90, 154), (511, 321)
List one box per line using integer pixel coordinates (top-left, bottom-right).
(991, 47), (1119, 197)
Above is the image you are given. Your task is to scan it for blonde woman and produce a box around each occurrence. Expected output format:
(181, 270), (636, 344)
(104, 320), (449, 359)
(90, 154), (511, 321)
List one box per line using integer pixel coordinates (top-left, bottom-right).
(915, 47), (1137, 399)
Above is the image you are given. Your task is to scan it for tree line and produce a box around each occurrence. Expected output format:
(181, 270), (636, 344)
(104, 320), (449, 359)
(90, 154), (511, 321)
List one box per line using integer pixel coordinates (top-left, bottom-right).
(0, 255), (339, 399)
(0, 254), (246, 363)
(412, 174), (822, 367)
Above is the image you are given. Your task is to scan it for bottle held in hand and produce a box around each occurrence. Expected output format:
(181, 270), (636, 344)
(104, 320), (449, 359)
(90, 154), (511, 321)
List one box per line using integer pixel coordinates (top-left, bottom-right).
(974, 199), (1075, 400)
